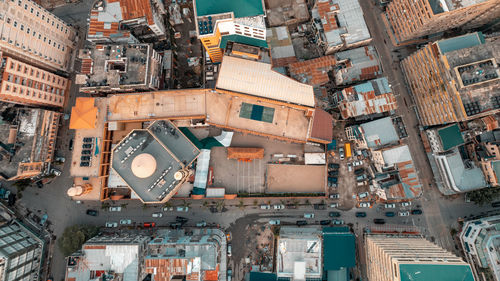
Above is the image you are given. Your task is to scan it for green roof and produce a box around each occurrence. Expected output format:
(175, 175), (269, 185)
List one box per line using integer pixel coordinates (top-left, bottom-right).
(195, 0), (264, 18)
(399, 264), (474, 281)
(323, 227), (355, 270)
(438, 124), (464, 151)
(219, 34), (268, 49)
(249, 272), (277, 281)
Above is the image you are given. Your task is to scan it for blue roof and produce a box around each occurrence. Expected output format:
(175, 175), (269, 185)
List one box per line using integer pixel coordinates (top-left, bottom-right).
(399, 264), (475, 281)
(353, 81), (374, 94)
(323, 227), (355, 270)
(195, 0), (265, 18)
(438, 124), (464, 151)
(249, 272), (277, 281)
(437, 32), (485, 54)
(360, 117), (399, 148)
(219, 34), (268, 49)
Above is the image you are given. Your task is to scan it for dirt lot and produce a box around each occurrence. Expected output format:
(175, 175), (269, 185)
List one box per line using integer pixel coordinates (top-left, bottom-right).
(266, 164), (326, 193)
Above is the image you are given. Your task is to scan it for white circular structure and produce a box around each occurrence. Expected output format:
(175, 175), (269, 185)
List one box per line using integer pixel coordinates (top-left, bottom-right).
(67, 186), (83, 196)
(131, 153), (157, 178)
(174, 170), (185, 181)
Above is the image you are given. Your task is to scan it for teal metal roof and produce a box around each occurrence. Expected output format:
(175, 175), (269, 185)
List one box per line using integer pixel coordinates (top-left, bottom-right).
(323, 227), (355, 270)
(195, 0), (264, 18)
(249, 272), (277, 281)
(438, 124), (464, 151)
(399, 264), (474, 281)
(492, 161), (500, 182)
(219, 34), (268, 49)
(437, 32), (485, 54)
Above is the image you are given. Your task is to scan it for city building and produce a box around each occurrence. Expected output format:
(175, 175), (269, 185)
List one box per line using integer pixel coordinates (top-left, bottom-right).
(475, 127), (500, 186)
(346, 116), (405, 150)
(337, 77), (397, 119)
(144, 228), (226, 281)
(87, 0), (166, 44)
(311, 0), (371, 55)
(334, 46), (382, 86)
(0, 220), (45, 281)
(276, 227), (322, 280)
(366, 234), (475, 281)
(265, 0), (309, 27)
(266, 26), (297, 68)
(383, 0), (500, 45)
(460, 215), (500, 281)
(0, 52), (69, 108)
(0, 104), (60, 181)
(0, 0), (78, 72)
(76, 44), (163, 94)
(65, 233), (150, 281)
(288, 56), (336, 87)
(322, 227), (355, 281)
(193, 0), (267, 62)
(401, 32), (500, 126)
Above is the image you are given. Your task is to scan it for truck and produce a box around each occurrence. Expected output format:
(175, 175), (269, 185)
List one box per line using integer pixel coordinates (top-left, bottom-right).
(345, 143), (352, 158)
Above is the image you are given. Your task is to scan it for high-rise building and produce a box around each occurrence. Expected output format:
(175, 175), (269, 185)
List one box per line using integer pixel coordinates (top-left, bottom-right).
(0, 0), (77, 72)
(0, 221), (45, 281)
(401, 32), (500, 126)
(0, 52), (70, 108)
(383, 0), (500, 45)
(193, 0), (267, 62)
(365, 234), (475, 281)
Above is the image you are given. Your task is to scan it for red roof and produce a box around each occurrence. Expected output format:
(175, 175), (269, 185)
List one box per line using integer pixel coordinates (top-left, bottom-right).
(288, 56), (337, 86)
(310, 109), (333, 142)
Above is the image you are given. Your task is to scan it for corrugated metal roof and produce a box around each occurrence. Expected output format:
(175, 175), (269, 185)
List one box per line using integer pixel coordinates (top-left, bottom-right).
(360, 117), (398, 148)
(194, 149), (211, 189)
(382, 145), (412, 165)
(288, 56), (337, 86)
(323, 227), (355, 270)
(216, 56), (315, 107)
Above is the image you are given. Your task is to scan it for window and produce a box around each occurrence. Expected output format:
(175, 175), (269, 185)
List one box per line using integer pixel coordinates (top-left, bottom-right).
(38, 34), (41, 39)
(42, 15), (44, 20)
(30, 8), (33, 13)
(23, 4), (27, 9)
(6, 18), (10, 24)
(26, 28), (30, 34)
(56, 23), (59, 29)
(17, 0), (20, 5)
(20, 25), (23, 31)
(13, 21), (17, 27)
(33, 31), (36, 37)
(36, 11), (39, 17)
(51, 21), (54, 26)
(43, 37), (46, 42)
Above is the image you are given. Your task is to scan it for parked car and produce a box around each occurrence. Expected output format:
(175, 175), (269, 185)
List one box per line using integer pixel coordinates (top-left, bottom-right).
(355, 212), (367, 217)
(358, 192), (369, 199)
(152, 212), (163, 218)
(40, 214), (48, 226)
(328, 182), (338, 188)
(329, 203), (339, 208)
(143, 222), (156, 228)
(86, 209), (98, 216)
(328, 170), (339, 176)
(330, 193), (340, 199)
(339, 147), (345, 160)
(399, 211), (410, 217)
(196, 221), (207, 227)
(352, 161), (359, 167)
(332, 219), (344, 225)
(329, 212), (341, 217)
(227, 269), (232, 281)
(286, 204), (297, 209)
(176, 216), (188, 223)
(320, 220), (331, 225)
(358, 202), (371, 208)
(4, 190), (11, 200)
(328, 163), (340, 170)
(260, 204), (271, 210)
(356, 174), (367, 182)
(269, 220), (281, 225)
(105, 222), (118, 228)
(227, 244), (232, 257)
(176, 206), (189, 212)
(120, 219), (132, 225)
(163, 206), (174, 212)
(69, 138), (74, 150)
(400, 202), (411, 207)
(347, 163), (352, 172)
(296, 220), (308, 226)
(411, 209), (423, 215)
(109, 206), (122, 212)
(273, 204), (285, 210)
(385, 212), (396, 217)
(328, 177), (338, 183)
(51, 168), (62, 176)
(304, 213), (315, 219)
(373, 219), (386, 224)
(385, 203), (396, 208)
(313, 204), (326, 210)
(354, 168), (365, 175)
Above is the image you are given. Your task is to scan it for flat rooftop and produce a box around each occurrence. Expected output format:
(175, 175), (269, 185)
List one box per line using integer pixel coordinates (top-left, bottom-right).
(264, 0), (309, 27)
(266, 164), (326, 193)
(277, 227), (322, 278)
(334, 46), (381, 85)
(194, 0), (265, 18)
(399, 263), (474, 281)
(360, 117), (399, 148)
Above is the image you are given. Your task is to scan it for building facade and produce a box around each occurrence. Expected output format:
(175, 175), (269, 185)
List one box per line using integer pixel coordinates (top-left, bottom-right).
(0, 0), (77, 72)
(366, 234), (475, 281)
(0, 53), (69, 108)
(402, 32), (500, 126)
(383, 0), (500, 45)
(0, 221), (45, 281)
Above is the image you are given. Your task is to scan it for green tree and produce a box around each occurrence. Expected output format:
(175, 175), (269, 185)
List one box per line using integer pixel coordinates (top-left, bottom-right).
(13, 179), (31, 192)
(58, 225), (100, 256)
(467, 187), (500, 205)
(100, 202), (110, 209)
(253, 200), (258, 206)
(238, 200), (245, 210)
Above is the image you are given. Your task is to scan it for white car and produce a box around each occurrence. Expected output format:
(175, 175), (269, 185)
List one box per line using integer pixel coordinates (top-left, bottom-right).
(352, 161), (359, 167)
(273, 204), (285, 210)
(269, 220), (281, 225)
(347, 163), (353, 172)
(304, 213), (315, 218)
(260, 204), (271, 210)
(227, 244), (232, 256)
(385, 203), (396, 208)
(152, 212), (163, 218)
(330, 193), (340, 199)
(358, 192), (369, 199)
(51, 168), (62, 176)
(109, 206), (122, 212)
(120, 219), (132, 225)
(399, 211), (410, 217)
(330, 203), (339, 208)
(358, 202), (371, 208)
(196, 221), (207, 227)
(162, 207), (174, 212)
(400, 202), (412, 207)
(176, 206), (189, 212)
(105, 222), (118, 228)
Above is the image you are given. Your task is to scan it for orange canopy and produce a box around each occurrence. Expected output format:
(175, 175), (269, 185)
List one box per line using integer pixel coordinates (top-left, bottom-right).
(69, 98), (98, 129)
(227, 147), (264, 159)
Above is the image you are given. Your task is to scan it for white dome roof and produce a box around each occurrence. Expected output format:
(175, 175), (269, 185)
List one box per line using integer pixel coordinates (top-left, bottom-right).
(131, 153), (157, 178)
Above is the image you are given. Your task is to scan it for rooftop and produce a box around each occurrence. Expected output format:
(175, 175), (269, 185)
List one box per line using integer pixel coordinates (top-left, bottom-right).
(194, 0), (265, 18)
(439, 147), (486, 192)
(111, 120), (199, 203)
(436, 32), (485, 54)
(288, 56), (337, 86)
(382, 144), (412, 166)
(360, 117), (399, 148)
(429, 0), (490, 14)
(310, 109), (333, 142)
(264, 0), (309, 27)
(339, 77), (397, 118)
(277, 227), (322, 278)
(437, 124), (464, 151)
(334, 46), (382, 85)
(216, 55), (315, 107)
(322, 227), (355, 271)
(399, 263), (474, 281)
(266, 27), (298, 67)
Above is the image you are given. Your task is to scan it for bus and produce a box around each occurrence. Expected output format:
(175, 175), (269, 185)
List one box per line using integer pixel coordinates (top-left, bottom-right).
(345, 143), (352, 158)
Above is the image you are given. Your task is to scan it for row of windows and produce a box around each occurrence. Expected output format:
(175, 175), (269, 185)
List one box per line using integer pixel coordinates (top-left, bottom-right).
(7, 61), (67, 86)
(3, 18), (66, 51)
(1, 35), (65, 65)
(6, 74), (65, 95)
(3, 83), (64, 104)
(10, 0), (70, 34)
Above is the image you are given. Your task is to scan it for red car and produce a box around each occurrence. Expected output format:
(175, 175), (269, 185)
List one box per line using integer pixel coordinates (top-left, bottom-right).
(143, 222), (156, 228)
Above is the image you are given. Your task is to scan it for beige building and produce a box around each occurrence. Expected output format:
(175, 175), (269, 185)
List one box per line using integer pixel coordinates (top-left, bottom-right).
(365, 234), (475, 281)
(0, 53), (70, 108)
(0, 0), (77, 72)
(383, 0), (500, 45)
